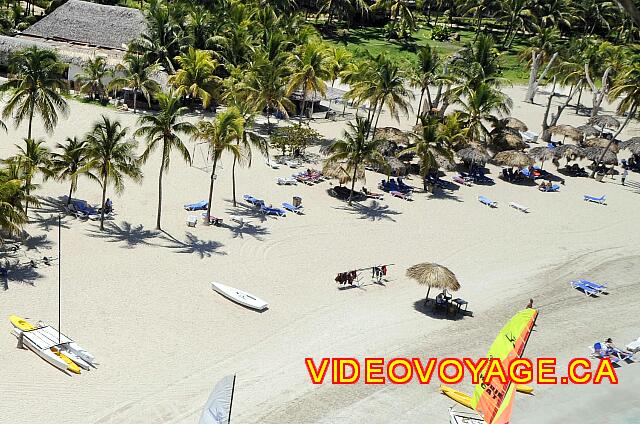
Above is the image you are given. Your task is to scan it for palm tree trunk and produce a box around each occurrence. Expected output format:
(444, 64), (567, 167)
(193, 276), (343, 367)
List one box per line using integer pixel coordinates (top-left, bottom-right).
(156, 148), (166, 230)
(372, 100), (385, 139)
(348, 164), (358, 205)
(205, 156), (219, 222)
(133, 90), (138, 114)
(27, 104), (35, 140)
(67, 182), (74, 206)
(415, 88), (425, 124)
(590, 103), (636, 178)
(232, 143), (238, 207)
(99, 173), (108, 231)
(24, 177), (31, 219)
(299, 92), (307, 125)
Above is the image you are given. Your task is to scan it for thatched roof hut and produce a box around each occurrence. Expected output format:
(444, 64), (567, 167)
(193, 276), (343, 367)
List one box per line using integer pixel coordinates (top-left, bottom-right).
(20, 0), (144, 51)
(456, 147), (489, 165)
(492, 150), (534, 168)
(588, 115), (621, 129)
(584, 147), (618, 165)
(582, 138), (619, 153)
(406, 262), (460, 303)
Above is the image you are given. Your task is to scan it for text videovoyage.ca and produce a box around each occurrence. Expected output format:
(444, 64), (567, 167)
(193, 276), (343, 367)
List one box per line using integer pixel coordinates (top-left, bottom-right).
(304, 357), (619, 385)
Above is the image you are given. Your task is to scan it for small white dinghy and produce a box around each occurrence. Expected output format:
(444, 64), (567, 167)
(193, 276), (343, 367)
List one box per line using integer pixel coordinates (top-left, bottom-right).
(211, 282), (268, 311)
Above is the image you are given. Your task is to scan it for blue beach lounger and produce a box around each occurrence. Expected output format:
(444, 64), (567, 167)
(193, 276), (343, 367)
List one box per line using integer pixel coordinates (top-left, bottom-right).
(571, 280), (599, 296)
(576, 279), (608, 293)
(244, 195), (265, 207)
(184, 200), (208, 211)
(584, 194), (606, 204)
(282, 202), (303, 214)
(478, 196), (497, 208)
(261, 205), (286, 216)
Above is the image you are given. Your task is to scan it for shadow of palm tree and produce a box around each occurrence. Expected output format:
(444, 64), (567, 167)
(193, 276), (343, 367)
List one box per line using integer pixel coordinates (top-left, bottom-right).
(19, 233), (53, 251)
(223, 200), (268, 223)
(228, 222), (270, 241)
(31, 213), (73, 232)
(334, 200), (401, 222)
(429, 190), (463, 202)
(31, 195), (69, 215)
(3, 261), (42, 287)
(85, 221), (162, 248)
(164, 231), (226, 258)
(412, 299), (473, 321)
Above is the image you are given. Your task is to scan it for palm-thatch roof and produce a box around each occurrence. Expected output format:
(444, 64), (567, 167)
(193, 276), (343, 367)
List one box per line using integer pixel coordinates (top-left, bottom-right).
(620, 137), (640, 155)
(549, 125), (582, 141)
(456, 147), (489, 165)
(553, 144), (585, 160)
(21, 0), (144, 50)
(528, 146), (555, 162)
(584, 147), (618, 165)
(576, 125), (599, 138)
(0, 34), (102, 67)
(491, 132), (528, 152)
(406, 262), (460, 291)
(588, 115), (621, 129)
(582, 137), (619, 153)
(502, 117), (528, 132)
(322, 161), (365, 185)
(384, 156), (407, 174)
(492, 150), (534, 168)
(374, 127), (410, 145)
(290, 86), (346, 102)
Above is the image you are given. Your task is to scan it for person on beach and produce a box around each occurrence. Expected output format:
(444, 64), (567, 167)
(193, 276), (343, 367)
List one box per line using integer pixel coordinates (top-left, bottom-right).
(526, 298), (533, 308)
(622, 168), (628, 186)
(605, 338), (633, 359)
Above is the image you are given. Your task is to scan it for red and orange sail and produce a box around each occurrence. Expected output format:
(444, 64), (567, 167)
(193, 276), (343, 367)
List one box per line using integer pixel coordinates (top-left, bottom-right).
(471, 308), (538, 424)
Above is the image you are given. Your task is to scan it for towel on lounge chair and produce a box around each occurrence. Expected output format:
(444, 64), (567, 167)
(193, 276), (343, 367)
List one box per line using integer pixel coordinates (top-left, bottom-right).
(390, 190), (412, 200)
(184, 200), (208, 211)
(282, 202), (303, 214)
(509, 202), (530, 213)
(453, 175), (471, 186)
(571, 280), (600, 296)
(478, 196), (497, 207)
(584, 194), (606, 204)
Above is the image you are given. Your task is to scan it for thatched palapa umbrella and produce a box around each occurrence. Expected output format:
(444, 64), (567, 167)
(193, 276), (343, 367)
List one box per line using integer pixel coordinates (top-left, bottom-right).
(384, 156), (407, 175)
(456, 147), (490, 165)
(553, 144), (585, 161)
(322, 161), (365, 185)
(491, 132), (528, 152)
(584, 147), (618, 165)
(374, 127), (410, 145)
(549, 125), (582, 143)
(589, 115), (621, 130)
(406, 262), (460, 304)
(493, 150), (534, 168)
(619, 137), (640, 155)
(576, 125), (599, 138)
(528, 146), (555, 167)
(582, 137), (620, 153)
(502, 117), (528, 132)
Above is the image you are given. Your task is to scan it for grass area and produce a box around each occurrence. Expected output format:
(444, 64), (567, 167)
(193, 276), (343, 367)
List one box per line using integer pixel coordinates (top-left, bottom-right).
(322, 24), (531, 84)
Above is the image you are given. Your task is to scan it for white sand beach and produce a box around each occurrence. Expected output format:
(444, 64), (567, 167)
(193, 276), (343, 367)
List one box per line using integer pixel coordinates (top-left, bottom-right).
(1, 85), (640, 423)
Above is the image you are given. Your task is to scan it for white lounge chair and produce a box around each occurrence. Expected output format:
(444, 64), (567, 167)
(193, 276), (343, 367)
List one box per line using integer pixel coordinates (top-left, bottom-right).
(277, 177), (297, 185)
(285, 160), (300, 168)
(186, 215), (197, 227)
(509, 202), (530, 213)
(265, 160), (279, 169)
(626, 338), (640, 353)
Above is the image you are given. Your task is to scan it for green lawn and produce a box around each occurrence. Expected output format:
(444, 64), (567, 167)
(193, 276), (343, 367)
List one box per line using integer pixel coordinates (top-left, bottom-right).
(322, 24), (531, 84)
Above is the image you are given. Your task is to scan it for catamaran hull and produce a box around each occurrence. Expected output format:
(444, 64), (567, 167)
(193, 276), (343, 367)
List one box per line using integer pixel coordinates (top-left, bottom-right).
(12, 329), (69, 374)
(211, 282), (268, 311)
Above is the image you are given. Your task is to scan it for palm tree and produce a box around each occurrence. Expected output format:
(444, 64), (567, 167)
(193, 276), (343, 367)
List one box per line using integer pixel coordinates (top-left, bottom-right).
(10, 138), (52, 217)
(168, 47), (221, 109)
(193, 109), (243, 223)
(0, 46), (68, 140)
(369, 55), (413, 137)
(410, 44), (441, 123)
(84, 116), (142, 230)
(0, 167), (27, 238)
(136, 91), (196, 230)
(75, 56), (110, 101)
(325, 117), (385, 205)
(108, 53), (161, 114)
(287, 43), (330, 124)
(51, 137), (92, 206)
(452, 82), (513, 146)
(403, 115), (454, 190)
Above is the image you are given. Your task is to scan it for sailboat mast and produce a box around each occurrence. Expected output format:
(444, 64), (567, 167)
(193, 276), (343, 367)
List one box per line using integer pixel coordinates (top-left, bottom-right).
(58, 214), (61, 344)
(227, 374), (236, 423)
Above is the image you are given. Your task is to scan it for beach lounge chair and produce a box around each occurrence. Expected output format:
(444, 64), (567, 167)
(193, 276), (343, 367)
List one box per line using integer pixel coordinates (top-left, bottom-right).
(260, 205), (286, 216)
(362, 187), (384, 199)
(626, 338), (640, 353)
(539, 184), (560, 192)
(265, 160), (280, 169)
(282, 202), (303, 214)
(184, 200), (208, 211)
(509, 202), (530, 213)
(201, 213), (223, 226)
(70, 200), (99, 219)
(243, 194), (265, 207)
(574, 279), (608, 294)
(397, 178), (414, 192)
(453, 175), (472, 186)
(390, 190), (412, 200)
(584, 195), (606, 205)
(285, 160), (300, 168)
(571, 280), (600, 296)
(186, 215), (197, 227)
(590, 342), (621, 364)
(478, 196), (497, 208)
(277, 177), (297, 185)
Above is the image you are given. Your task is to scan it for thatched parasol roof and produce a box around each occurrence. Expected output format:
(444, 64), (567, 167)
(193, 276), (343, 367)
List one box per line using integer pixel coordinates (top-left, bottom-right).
(553, 144), (585, 160)
(576, 125), (599, 138)
(528, 146), (555, 162)
(588, 115), (621, 129)
(374, 127), (410, 145)
(432, 150), (456, 171)
(582, 137), (619, 153)
(384, 156), (407, 174)
(584, 147), (618, 165)
(491, 132), (528, 152)
(456, 147), (489, 165)
(619, 137), (640, 155)
(502, 117), (528, 132)
(549, 125), (582, 141)
(322, 161), (365, 185)
(492, 150), (534, 168)
(406, 262), (460, 291)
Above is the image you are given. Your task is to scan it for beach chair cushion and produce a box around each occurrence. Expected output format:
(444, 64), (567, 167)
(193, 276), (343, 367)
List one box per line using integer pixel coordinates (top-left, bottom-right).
(184, 200), (208, 211)
(478, 196), (497, 207)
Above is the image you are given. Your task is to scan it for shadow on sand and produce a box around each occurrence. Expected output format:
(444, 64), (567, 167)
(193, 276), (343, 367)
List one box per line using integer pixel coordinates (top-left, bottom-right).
(334, 200), (401, 222)
(162, 231), (226, 258)
(413, 299), (474, 321)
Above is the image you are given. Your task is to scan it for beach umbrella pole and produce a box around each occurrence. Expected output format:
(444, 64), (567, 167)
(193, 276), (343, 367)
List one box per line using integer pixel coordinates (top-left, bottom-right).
(424, 286), (431, 305)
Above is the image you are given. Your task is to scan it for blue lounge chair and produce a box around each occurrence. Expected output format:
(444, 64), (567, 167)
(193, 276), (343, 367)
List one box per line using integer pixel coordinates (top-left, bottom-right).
(71, 200), (98, 218)
(478, 196), (497, 208)
(261, 205), (286, 216)
(590, 342), (621, 364)
(571, 280), (599, 296)
(540, 184), (560, 192)
(282, 202), (303, 214)
(184, 200), (208, 211)
(244, 194), (265, 207)
(575, 279), (607, 293)
(397, 178), (414, 192)
(584, 194), (606, 204)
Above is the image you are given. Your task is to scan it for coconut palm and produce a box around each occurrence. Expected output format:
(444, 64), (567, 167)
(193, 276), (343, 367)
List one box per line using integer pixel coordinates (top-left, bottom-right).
(136, 91), (196, 230)
(75, 56), (110, 101)
(247, 52), (294, 132)
(410, 44), (441, 123)
(108, 53), (161, 114)
(10, 138), (52, 217)
(368, 55), (413, 137)
(83, 116), (142, 230)
(51, 137), (92, 206)
(0, 167), (28, 237)
(193, 109), (244, 222)
(0, 46), (68, 140)
(287, 43), (331, 124)
(401, 115), (453, 190)
(168, 47), (221, 109)
(325, 117), (385, 205)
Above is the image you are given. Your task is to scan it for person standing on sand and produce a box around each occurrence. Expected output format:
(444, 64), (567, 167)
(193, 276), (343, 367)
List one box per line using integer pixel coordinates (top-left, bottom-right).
(622, 168), (628, 186)
(526, 298), (533, 308)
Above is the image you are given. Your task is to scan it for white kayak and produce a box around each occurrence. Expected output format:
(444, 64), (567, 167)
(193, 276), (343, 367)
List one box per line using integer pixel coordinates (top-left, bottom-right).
(211, 282), (268, 311)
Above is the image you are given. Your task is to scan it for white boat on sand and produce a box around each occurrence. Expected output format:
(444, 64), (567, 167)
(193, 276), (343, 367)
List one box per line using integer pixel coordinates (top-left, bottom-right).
(211, 282), (268, 311)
